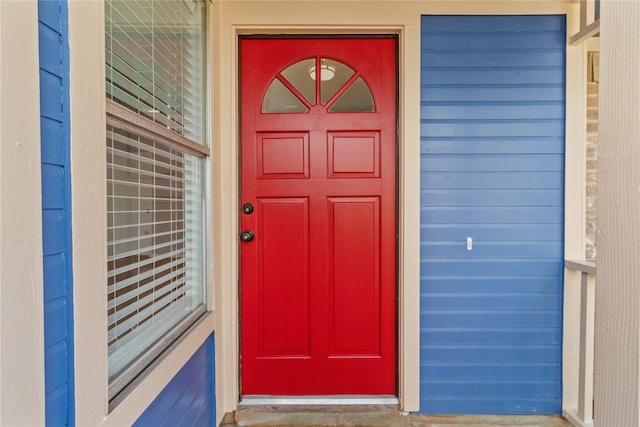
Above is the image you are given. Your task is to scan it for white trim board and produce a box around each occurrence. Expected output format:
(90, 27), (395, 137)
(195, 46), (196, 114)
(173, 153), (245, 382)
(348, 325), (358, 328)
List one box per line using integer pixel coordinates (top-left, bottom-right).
(0, 1), (46, 424)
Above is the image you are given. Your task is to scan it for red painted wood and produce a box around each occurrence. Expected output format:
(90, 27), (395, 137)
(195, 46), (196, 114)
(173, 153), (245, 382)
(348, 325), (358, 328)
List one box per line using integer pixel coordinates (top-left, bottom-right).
(329, 197), (380, 356)
(258, 198), (310, 357)
(241, 37), (397, 396)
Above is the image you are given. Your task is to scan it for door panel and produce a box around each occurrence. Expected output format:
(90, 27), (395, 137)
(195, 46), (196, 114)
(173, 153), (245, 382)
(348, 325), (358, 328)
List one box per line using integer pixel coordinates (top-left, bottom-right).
(240, 37), (397, 396)
(329, 197), (381, 356)
(258, 198), (309, 357)
(328, 132), (380, 178)
(258, 132), (309, 179)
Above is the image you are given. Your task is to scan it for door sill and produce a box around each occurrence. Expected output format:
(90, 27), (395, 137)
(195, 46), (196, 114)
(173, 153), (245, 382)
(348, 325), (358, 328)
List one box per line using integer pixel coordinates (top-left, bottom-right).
(240, 395), (399, 406)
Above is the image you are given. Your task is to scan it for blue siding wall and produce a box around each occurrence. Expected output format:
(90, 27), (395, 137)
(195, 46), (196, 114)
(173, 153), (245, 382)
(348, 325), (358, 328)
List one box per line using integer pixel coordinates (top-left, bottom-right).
(38, 1), (75, 425)
(420, 15), (565, 414)
(134, 334), (216, 427)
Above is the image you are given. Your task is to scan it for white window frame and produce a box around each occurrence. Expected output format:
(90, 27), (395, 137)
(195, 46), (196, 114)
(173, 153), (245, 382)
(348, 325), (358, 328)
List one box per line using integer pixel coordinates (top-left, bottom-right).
(70, 2), (214, 425)
(106, 101), (210, 403)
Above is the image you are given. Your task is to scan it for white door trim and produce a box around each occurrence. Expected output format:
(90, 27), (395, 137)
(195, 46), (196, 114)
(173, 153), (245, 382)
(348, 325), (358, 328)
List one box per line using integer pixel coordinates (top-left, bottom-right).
(211, 22), (421, 416)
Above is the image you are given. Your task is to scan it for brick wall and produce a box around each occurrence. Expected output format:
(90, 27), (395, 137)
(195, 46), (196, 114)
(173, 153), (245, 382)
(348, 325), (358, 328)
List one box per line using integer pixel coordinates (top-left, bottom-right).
(586, 51), (599, 262)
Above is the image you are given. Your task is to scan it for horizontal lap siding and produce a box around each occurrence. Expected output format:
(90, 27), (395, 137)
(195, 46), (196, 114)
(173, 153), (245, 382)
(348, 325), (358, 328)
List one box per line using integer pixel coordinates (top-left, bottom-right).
(419, 15), (565, 414)
(38, 1), (75, 425)
(134, 334), (216, 427)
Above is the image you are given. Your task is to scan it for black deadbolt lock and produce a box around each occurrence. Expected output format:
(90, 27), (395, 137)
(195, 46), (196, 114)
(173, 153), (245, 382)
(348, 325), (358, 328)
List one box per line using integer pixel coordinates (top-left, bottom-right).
(242, 203), (254, 215)
(240, 230), (255, 242)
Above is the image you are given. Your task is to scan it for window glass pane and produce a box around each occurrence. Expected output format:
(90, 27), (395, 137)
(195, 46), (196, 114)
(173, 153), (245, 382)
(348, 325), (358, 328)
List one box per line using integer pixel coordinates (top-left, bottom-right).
(262, 78), (309, 113)
(281, 58), (316, 105)
(320, 58), (355, 105)
(105, 0), (206, 146)
(105, 0), (207, 399)
(107, 125), (205, 382)
(261, 58), (376, 113)
(328, 76), (375, 113)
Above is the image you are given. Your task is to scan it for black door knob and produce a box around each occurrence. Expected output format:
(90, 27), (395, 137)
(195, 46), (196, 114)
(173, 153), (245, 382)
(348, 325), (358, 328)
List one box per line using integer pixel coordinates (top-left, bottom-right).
(242, 203), (254, 214)
(240, 230), (255, 242)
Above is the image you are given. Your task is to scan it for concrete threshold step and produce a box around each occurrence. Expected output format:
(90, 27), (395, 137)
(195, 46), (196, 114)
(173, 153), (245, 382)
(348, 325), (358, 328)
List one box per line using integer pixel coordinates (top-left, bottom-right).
(222, 406), (571, 427)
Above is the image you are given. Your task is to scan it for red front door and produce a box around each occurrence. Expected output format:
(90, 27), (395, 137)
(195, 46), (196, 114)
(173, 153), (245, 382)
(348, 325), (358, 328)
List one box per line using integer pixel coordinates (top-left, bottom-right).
(240, 37), (397, 395)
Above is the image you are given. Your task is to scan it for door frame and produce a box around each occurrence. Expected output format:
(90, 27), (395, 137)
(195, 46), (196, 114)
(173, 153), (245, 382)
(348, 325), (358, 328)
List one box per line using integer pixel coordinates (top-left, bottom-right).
(212, 24), (421, 413)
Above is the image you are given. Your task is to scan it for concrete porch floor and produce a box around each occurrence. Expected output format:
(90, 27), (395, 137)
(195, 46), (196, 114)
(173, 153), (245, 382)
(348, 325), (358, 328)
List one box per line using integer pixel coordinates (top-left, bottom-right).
(220, 405), (572, 427)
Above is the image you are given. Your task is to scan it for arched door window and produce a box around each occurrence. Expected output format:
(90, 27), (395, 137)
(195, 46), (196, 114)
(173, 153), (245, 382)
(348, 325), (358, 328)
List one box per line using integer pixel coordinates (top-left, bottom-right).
(262, 57), (375, 113)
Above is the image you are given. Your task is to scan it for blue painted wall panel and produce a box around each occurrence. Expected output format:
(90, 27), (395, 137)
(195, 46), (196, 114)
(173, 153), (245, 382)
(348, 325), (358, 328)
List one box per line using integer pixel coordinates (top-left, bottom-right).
(45, 341), (69, 393)
(421, 172), (564, 189)
(421, 328), (562, 346)
(421, 260), (563, 276)
(41, 118), (65, 164)
(420, 15), (565, 414)
(134, 334), (216, 427)
(422, 120), (565, 137)
(42, 210), (66, 256)
(42, 164), (66, 209)
(422, 207), (563, 225)
(423, 277), (561, 294)
(421, 307), (562, 329)
(421, 242), (563, 259)
(423, 137), (565, 155)
(421, 86), (565, 102)
(425, 51), (565, 68)
(46, 384), (70, 425)
(421, 154), (564, 172)
(44, 298), (68, 345)
(420, 189), (563, 207)
(38, 1), (63, 31)
(39, 24), (63, 75)
(422, 15), (563, 31)
(422, 225), (563, 243)
(39, 71), (64, 121)
(422, 294), (562, 312)
(38, 1), (74, 425)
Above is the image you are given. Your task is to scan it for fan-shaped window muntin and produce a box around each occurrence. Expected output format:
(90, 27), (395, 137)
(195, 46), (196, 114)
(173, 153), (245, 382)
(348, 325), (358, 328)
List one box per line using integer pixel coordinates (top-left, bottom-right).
(262, 57), (375, 114)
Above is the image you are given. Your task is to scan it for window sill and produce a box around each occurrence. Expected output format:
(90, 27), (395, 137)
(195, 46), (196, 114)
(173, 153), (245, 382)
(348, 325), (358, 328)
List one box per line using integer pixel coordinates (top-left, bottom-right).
(101, 311), (215, 427)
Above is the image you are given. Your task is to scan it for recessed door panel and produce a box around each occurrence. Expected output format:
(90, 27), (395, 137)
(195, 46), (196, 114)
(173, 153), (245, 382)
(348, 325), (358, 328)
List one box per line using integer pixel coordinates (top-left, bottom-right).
(328, 131), (380, 178)
(258, 132), (309, 179)
(329, 197), (381, 356)
(257, 198), (309, 357)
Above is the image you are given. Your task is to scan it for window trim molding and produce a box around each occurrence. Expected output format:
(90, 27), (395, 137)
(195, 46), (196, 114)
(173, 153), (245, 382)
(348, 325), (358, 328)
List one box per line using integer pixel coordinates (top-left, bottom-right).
(105, 0), (211, 398)
(106, 101), (211, 157)
(108, 307), (208, 404)
(69, 0), (110, 423)
(71, 2), (215, 425)
(105, 313), (214, 426)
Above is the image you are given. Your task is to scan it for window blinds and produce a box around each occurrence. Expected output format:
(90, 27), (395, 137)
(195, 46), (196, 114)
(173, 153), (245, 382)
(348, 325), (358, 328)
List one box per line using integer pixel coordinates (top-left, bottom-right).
(105, 0), (207, 398)
(106, 0), (205, 143)
(107, 125), (205, 379)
